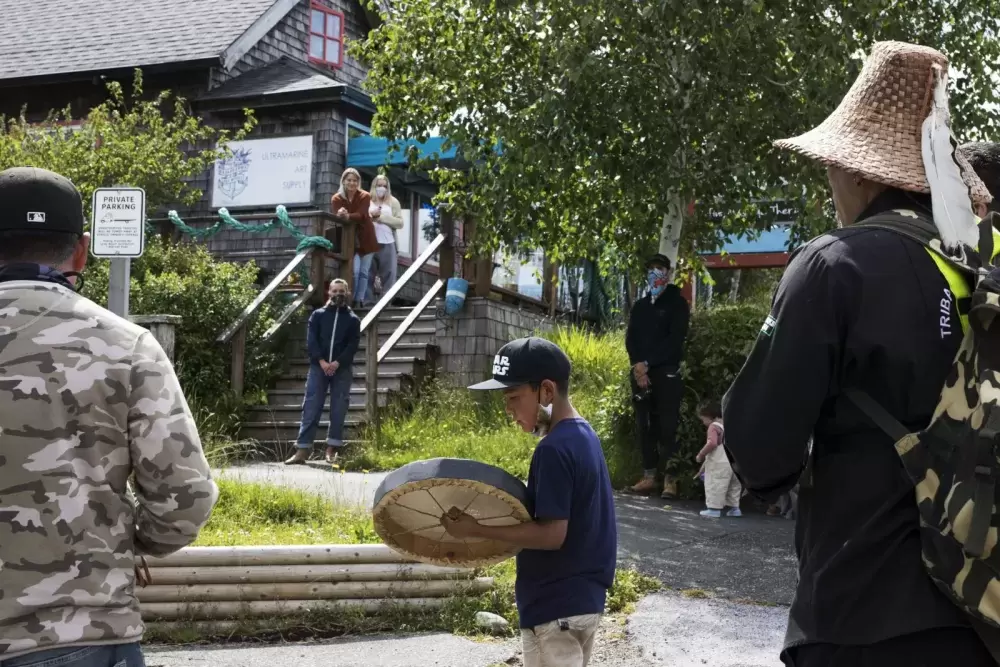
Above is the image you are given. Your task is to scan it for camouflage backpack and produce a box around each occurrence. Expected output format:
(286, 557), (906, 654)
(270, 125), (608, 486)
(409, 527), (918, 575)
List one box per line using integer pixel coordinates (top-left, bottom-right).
(847, 208), (1000, 636)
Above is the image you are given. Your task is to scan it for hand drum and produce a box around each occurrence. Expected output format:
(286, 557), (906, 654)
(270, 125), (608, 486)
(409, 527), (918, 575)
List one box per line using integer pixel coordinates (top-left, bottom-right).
(372, 458), (531, 567)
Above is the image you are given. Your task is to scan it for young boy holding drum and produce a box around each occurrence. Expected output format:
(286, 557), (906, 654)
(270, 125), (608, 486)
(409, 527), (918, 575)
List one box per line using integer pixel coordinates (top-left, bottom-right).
(441, 337), (618, 667)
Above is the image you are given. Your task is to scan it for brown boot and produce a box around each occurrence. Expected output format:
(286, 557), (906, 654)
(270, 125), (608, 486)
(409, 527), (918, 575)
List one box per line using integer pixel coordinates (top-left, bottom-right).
(628, 476), (658, 495)
(284, 449), (310, 465)
(661, 476), (678, 499)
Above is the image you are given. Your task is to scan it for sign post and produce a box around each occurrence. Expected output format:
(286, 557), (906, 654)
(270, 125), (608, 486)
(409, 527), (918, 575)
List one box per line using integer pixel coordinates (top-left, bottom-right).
(91, 187), (146, 317)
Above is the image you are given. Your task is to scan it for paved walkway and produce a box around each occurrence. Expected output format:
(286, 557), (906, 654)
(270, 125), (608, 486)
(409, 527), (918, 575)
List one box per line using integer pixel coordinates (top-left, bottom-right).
(156, 463), (798, 666)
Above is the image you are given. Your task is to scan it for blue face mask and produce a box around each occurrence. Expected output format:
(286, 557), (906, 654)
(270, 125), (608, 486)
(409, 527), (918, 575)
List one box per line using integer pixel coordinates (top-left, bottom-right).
(647, 268), (668, 297)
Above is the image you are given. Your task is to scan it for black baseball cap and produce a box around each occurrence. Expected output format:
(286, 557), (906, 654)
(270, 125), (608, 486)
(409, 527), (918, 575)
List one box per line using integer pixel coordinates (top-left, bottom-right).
(468, 337), (572, 391)
(0, 167), (85, 236)
(645, 253), (672, 270)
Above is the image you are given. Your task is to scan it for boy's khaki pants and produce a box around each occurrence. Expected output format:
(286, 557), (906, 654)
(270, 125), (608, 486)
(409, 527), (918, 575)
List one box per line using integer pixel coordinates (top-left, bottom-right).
(521, 614), (602, 667)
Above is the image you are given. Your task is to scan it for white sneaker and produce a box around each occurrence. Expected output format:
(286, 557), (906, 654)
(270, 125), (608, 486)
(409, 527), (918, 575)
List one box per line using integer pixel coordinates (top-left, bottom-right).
(700, 509), (721, 518)
(726, 508), (743, 518)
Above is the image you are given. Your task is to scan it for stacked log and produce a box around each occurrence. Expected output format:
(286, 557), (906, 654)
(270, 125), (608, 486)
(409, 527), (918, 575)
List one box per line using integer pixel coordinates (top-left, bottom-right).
(137, 545), (491, 622)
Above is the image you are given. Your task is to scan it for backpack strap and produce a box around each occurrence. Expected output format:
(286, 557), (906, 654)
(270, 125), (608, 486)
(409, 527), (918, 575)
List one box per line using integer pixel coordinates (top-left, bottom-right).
(844, 388), (909, 442)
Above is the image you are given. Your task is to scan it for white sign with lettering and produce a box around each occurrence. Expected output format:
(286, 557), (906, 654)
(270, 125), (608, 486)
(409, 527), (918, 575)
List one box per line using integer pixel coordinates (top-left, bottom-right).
(91, 187), (146, 258)
(211, 135), (314, 209)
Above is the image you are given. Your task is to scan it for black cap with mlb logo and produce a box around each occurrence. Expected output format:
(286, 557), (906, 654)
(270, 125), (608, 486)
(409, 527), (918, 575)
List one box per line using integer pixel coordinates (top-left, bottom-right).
(468, 336), (572, 390)
(0, 167), (85, 236)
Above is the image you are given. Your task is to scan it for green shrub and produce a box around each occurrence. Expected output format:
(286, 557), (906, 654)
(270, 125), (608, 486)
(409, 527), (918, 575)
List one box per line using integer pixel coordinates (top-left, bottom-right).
(81, 237), (281, 437)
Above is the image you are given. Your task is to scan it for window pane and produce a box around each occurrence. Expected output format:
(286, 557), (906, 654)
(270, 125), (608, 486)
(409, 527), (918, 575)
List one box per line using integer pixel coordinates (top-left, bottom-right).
(326, 14), (342, 37)
(417, 202), (439, 266)
(309, 34), (324, 59)
(397, 207), (412, 257)
(326, 39), (340, 64)
(310, 9), (324, 34)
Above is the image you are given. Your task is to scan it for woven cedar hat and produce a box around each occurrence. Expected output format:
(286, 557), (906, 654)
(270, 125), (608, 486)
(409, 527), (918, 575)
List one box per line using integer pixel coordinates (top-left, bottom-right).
(775, 41), (992, 206)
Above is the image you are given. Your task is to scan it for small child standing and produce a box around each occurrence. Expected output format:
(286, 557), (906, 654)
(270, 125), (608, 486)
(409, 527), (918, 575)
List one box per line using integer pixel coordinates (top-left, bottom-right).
(696, 400), (742, 518)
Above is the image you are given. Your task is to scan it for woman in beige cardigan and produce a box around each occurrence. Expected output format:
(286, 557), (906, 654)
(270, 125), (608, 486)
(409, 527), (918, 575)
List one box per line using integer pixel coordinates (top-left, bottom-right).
(368, 174), (405, 297)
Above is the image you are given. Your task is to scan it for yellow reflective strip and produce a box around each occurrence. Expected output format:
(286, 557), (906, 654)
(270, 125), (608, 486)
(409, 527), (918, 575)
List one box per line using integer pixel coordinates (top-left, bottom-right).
(926, 248), (969, 334)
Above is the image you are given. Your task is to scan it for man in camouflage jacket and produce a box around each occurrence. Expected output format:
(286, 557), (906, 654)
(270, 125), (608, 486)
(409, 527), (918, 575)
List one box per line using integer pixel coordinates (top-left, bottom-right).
(0, 167), (218, 666)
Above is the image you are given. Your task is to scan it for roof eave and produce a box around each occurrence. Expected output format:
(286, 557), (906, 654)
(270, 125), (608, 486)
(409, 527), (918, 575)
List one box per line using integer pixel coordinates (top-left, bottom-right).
(0, 57), (219, 89)
(195, 84), (367, 112)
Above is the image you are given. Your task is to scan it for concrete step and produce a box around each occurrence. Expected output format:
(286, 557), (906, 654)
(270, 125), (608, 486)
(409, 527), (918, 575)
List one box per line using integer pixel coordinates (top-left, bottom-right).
(272, 371), (411, 392)
(263, 386), (390, 407)
(283, 355), (425, 376)
(244, 401), (375, 425)
(283, 314), (436, 342)
(240, 419), (366, 444)
(283, 326), (438, 350)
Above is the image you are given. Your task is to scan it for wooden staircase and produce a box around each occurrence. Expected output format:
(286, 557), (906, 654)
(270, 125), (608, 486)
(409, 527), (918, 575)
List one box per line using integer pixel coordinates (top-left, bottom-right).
(239, 305), (439, 451)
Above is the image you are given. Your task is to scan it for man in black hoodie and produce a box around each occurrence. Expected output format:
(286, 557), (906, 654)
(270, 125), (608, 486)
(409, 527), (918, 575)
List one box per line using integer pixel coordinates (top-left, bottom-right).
(286, 278), (361, 465)
(625, 253), (690, 498)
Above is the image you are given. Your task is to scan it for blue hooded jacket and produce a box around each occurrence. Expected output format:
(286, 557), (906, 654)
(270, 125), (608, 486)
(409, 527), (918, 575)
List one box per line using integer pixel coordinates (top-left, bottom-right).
(306, 303), (361, 367)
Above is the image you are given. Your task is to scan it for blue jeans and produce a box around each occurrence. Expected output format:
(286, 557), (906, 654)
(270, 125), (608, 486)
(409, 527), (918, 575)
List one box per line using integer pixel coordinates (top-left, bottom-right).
(296, 364), (352, 448)
(1, 643), (145, 667)
(353, 252), (375, 305)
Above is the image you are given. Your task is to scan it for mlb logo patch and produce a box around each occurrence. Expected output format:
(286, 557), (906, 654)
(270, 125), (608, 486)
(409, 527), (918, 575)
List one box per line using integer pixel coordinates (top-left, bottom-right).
(26, 212), (46, 223)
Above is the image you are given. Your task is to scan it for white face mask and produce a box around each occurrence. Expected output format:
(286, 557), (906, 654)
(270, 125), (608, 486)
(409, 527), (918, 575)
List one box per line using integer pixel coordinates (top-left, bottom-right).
(375, 186), (387, 198)
(532, 402), (553, 438)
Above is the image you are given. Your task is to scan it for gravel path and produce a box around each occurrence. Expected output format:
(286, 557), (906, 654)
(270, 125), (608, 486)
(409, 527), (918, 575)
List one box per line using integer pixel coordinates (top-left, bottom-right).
(146, 633), (518, 667)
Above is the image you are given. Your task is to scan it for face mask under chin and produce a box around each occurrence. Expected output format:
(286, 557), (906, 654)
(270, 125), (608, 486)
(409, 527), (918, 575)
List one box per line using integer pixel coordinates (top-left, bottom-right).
(531, 390), (554, 438)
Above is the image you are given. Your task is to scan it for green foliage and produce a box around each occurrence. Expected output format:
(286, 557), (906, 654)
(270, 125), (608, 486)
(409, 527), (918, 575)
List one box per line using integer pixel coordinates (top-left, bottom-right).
(353, 379), (539, 478)
(0, 68), (265, 432)
(607, 569), (662, 615)
(0, 69), (254, 219)
(358, 0), (1000, 270)
(81, 238), (280, 432)
(195, 479), (379, 547)
(356, 307), (768, 497)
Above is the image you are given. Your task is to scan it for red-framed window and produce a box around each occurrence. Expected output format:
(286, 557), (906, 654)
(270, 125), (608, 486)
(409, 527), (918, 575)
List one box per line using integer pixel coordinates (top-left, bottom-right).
(308, 2), (344, 68)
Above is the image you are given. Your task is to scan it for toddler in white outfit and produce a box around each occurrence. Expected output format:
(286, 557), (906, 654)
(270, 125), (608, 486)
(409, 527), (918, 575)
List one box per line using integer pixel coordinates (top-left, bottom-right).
(695, 400), (742, 518)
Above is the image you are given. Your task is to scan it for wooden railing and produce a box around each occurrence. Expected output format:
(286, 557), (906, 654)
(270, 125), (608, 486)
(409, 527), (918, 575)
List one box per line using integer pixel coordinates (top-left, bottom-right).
(208, 210), (355, 396)
(360, 233), (447, 435)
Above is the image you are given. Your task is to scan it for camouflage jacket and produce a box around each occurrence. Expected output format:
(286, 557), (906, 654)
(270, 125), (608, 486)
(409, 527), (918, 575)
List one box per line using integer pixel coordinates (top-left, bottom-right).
(0, 281), (219, 659)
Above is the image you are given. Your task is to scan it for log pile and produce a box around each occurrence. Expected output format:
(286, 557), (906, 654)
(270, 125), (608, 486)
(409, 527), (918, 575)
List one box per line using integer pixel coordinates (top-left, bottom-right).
(136, 545), (492, 622)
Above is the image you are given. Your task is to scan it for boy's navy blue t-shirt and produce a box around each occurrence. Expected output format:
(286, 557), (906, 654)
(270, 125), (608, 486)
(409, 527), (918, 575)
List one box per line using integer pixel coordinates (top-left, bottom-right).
(515, 417), (618, 629)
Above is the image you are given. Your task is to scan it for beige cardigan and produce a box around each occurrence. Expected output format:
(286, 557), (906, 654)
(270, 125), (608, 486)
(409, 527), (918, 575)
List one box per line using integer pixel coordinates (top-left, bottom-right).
(369, 195), (404, 245)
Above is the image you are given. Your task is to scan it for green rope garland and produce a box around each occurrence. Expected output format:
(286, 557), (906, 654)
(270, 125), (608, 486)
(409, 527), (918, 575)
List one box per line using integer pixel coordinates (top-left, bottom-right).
(165, 205), (334, 288)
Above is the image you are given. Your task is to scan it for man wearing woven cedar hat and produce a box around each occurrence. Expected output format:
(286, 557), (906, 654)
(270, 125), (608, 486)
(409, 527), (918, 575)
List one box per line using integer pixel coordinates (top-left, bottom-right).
(723, 42), (1000, 665)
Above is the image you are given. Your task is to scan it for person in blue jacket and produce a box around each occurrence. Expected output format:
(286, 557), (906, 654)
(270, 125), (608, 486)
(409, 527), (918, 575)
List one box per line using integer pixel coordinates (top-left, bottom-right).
(285, 278), (361, 465)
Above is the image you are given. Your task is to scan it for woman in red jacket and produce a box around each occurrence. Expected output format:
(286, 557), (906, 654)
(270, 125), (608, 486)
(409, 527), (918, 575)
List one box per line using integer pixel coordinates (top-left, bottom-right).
(332, 168), (379, 308)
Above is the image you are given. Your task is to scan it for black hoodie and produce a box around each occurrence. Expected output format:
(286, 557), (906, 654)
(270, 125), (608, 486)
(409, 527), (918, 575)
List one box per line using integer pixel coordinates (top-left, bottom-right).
(625, 284), (690, 375)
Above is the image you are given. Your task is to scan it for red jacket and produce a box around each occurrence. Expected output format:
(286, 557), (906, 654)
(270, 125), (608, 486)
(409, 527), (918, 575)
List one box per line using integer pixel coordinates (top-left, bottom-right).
(332, 190), (378, 255)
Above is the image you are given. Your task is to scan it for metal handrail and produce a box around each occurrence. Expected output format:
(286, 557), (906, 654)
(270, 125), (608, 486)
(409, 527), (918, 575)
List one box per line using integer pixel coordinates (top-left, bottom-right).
(262, 282), (316, 342)
(360, 233), (446, 332)
(377, 280), (444, 363)
(217, 250), (310, 344)
(361, 232), (447, 435)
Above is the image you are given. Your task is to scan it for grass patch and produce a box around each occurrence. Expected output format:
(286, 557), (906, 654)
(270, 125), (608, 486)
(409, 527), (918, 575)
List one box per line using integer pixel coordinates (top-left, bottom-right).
(193, 479), (379, 546)
(153, 481), (660, 645)
(608, 569), (662, 614)
(349, 327), (643, 488)
(681, 588), (710, 599)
